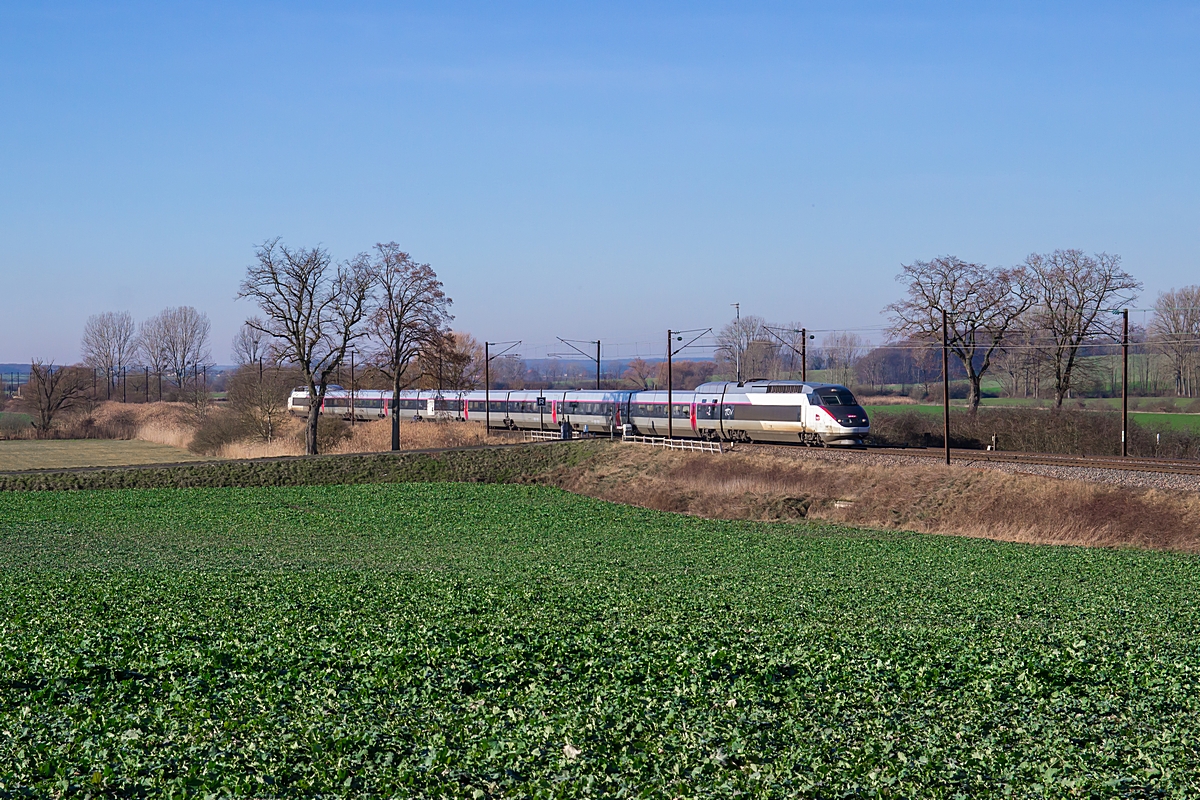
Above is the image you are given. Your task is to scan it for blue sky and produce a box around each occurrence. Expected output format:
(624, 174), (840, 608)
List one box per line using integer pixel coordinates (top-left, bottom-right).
(2, 2), (1198, 362)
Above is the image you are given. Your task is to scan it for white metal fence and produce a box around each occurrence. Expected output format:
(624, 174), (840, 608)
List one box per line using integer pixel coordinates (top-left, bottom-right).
(520, 429), (722, 452)
(622, 435), (723, 454)
(522, 430), (567, 442)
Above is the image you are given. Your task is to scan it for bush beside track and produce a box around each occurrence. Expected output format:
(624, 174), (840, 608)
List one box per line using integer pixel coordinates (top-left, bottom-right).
(0, 441), (605, 492)
(869, 406), (1200, 458)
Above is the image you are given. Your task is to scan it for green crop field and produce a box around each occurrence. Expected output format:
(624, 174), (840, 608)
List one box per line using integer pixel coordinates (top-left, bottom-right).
(1130, 412), (1200, 432)
(2, 483), (1198, 796)
(863, 404), (942, 418)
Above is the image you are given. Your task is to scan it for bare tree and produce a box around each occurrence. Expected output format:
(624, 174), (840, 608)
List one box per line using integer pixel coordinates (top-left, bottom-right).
(623, 358), (656, 389)
(1150, 286), (1200, 397)
(136, 312), (172, 393)
(80, 311), (136, 390)
(417, 331), (481, 390)
(239, 238), (374, 455)
(226, 318), (290, 442)
(364, 243), (452, 451)
(819, 332), (866, 387)
(18, 361), (91, 435)
(145, 306), (212, 389)
(232, 318), (271, 366)
(772, 323), (810, 375)
(1024, 249), (1141, 407)
(226, 363), (296, 442)
(716, 314), (768, 382)
(888, 256), (1035, 411)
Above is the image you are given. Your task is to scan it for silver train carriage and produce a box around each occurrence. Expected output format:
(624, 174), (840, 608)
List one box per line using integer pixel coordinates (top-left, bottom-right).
(286, 379), (869, 445)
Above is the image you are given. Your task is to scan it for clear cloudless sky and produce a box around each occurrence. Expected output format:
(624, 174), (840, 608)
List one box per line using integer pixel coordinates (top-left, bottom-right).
(2, 1), (1198, 362)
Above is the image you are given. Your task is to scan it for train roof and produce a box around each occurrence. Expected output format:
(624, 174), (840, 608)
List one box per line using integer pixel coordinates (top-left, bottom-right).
(693, 380), (850, 393)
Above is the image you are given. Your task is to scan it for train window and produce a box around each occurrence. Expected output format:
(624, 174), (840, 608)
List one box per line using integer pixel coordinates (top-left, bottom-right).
(817, 389), (858, 406)
(673, 404), (690, 418)
(292, 398), (309, 408)
(468, 400), (485, 412)
(488, 400), (506, 412)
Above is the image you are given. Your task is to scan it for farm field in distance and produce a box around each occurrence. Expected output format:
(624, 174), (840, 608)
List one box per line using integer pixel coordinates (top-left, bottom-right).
(0, 440), (208, 471)
(865, 403), (1200, 433)
(1, 482), (1198, 796)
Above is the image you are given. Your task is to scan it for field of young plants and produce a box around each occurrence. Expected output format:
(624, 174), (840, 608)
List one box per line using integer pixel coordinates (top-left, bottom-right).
(1, 483), (1198, 796)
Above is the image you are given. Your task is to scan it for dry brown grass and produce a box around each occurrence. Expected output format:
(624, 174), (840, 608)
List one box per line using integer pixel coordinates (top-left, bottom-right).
(541, 444), (1200, 552)
(855, 395), (918, 405)
(328, 419), (494, 454)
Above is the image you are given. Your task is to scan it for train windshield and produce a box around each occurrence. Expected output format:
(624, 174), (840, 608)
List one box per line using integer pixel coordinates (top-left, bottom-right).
(817, 389), (859, 406)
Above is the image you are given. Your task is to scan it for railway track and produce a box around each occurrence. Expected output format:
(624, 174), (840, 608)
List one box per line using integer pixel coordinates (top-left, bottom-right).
(859, 446), (1200, 477)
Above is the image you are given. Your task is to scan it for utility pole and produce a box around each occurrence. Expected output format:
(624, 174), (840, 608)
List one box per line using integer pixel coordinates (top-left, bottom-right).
(553, 338), (601, 391)
(801, 328), (807, 382)
(485, 341), (490, 437)
(667, 329), (673, 439)
(664, 328), (710, 439)
(942, 309), (950, 466)
(484, 341), (521, 439)
(763, 326), (815, 382)
(350, 350), (356, 427)
(1122, 308), (1129, 457)
(731, 303), (741, 383)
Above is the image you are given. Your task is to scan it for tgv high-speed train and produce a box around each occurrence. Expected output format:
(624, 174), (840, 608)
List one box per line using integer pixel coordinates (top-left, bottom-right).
(288, 380), (870, 445)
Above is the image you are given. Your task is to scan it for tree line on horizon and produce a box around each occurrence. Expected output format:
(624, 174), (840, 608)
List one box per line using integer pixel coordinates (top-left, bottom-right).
(10, 244), (1200, 448)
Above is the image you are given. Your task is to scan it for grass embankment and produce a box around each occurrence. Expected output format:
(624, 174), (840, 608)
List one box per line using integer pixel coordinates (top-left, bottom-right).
(2, 483), (1198, 796)
(4, 440), (1198, 551)
(540, 444), (1200, 551)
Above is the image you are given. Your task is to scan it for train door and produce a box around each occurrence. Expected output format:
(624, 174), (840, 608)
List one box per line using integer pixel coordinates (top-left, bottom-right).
(717, 385), (729, 440)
